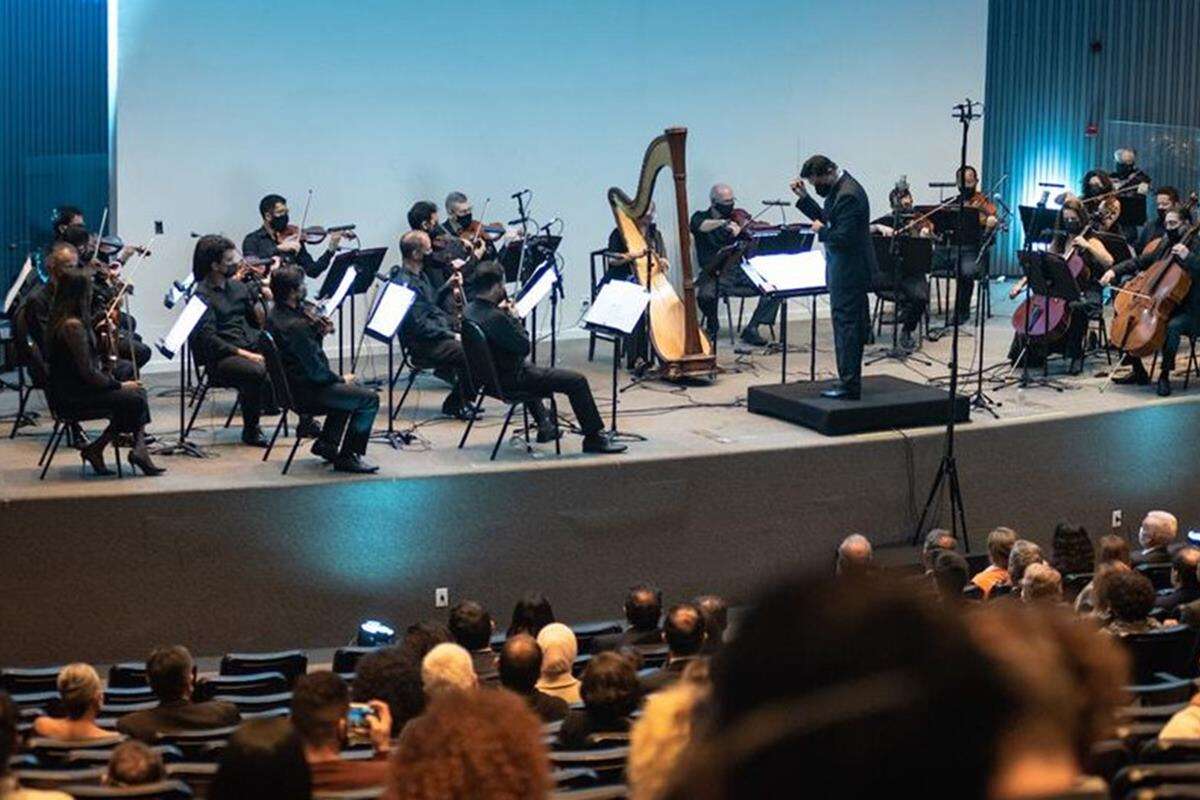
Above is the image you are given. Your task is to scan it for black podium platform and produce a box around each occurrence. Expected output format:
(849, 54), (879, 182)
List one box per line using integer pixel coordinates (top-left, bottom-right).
(747, 375), (969, 436)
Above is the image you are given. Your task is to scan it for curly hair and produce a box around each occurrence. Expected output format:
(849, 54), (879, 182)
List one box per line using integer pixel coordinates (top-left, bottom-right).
(352, 647), (424, 735)
(1103, 570), (1156, 623)
(387, 689), (549, 800)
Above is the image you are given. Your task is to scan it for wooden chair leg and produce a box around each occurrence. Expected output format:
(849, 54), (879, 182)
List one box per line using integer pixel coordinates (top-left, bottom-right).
(491, 403), (518, 461)
(458, 393), (484, 449)
(264, 412), (287, 461)
(39, 422), (66, 480)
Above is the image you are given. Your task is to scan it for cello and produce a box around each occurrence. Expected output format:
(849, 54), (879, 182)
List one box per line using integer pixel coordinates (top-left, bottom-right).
(1010, 219), (1094, 341)
(1109, 215), (1199, 358)
(607, 127), (715, 380)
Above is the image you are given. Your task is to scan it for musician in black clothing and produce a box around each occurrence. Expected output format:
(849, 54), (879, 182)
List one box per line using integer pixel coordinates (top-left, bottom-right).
(44, 260), (163, 476)
(791, 155), (875, 400)
(869, 184), (931, 351)
(934, 166), (998, 324)
(407, 200), (463, 302)
(1136, 186), (1182, 253)
(14, 241), (78, 384)
(266, 265), (380, 474)
(604, 203), (662, 368)
(243, 194), (344, 278)
(393, 231), (476, 420)
(1110, 147), (1152, 243)
(691, 184), (781, 347)
(189, 235), (274, 447)
(464, 264), (625, 454)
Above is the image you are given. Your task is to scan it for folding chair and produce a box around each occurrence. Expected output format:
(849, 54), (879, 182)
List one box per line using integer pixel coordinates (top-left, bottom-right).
(259, 332), (324, 474)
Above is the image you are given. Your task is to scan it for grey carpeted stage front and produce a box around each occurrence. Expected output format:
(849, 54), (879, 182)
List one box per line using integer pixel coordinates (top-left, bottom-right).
(4, 296), (1200, 664)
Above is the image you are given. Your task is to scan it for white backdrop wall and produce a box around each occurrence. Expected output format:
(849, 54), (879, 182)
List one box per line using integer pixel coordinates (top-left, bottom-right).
(115, 0), (987, 369)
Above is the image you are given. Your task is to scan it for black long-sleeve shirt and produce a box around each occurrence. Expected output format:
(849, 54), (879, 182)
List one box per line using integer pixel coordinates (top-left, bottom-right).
(266, 303), (340, 398)
(689, 208), (739, 275)
(464, 296), (529, 382)
(242, 227), (334, 278)
(796, 172), (876, 288)
(1113, 239), (1200, 316)
(190, 279), (261, 365)
(47, 317), (121, 400)
(14, 280), (52, 380)
(395, 268), (456, 348)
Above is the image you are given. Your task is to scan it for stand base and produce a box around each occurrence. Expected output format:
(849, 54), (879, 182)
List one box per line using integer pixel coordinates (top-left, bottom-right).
(369, 429), (415, 449)
(151, 438), (211, 458)
(865, 346), (933, 367)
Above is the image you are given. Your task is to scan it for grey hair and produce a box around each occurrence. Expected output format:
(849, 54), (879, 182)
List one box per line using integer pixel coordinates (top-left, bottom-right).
(1007, 540), (1044, 584)
(445, 191), (469, 212)
(709, 184), (733, 203)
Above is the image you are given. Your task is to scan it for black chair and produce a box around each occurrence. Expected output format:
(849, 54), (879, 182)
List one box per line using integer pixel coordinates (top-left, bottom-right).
(259, 332), (324, 475)
(1063, 572), (1095, 602)
(104, 685), (157, 705)
(107, 663), (148, 689)
(633, 644), (670, 671)
(1114, 763), (1200, 796)
(457, 319), (560, 461)
(1140, 563), (1178, 592)
(63, 779), (194, 799)
(13, 765), (107, 790)
(387, 341), (437, 424)
(991, 583), (1014, 598)
(1118, 702), (1189, 724)
(37, 379), (124, 480)
(573, 621), (624, 655)
(100, 700), (157, 717)
(67, 745), (184, 766)
(1117, 722), (1171, 752)
(220, 650), (307, 686)
(332, 647), (379, 676)
(183, 353), (242, 439)
(193, 671), (288, 701)
(165, 762), (217, 797)
(28, 735), (126, 763)
(549, 746), (629, 785)
(962, 583), (984, 601)
(1122, 626), (1200, 684)
(1087, 738), (1131, 784)
(0, 666), (61, 695)
(8, 690), (59, 712)
(8, 329), (47, 439)
(1128, 676), (1200, 707)
(1141, 739), (1200, 764)
(154, 726), (237, 760)
(1133, 785), (1200, 799)
(210, 691), (292, 715)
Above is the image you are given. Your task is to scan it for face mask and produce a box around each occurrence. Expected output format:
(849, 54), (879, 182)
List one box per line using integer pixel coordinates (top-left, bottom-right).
(1138, 527), (1152, 549)
(1158, 209), (1169, 224)
(814, 183), (832, 198)
(270, 214), (290, 233)
(714, 202), (734, 218)
(1065, 219), (1083, 234)
(456, 214), (473, 229)
(1168, 225), (1183, 242)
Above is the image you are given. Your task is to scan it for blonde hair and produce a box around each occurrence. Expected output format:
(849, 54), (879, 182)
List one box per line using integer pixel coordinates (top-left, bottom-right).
(629, 681), (709, 800)
(420, 643), (476, 695)
(58, 663), (102, 719)
(536, 623), (577, 678)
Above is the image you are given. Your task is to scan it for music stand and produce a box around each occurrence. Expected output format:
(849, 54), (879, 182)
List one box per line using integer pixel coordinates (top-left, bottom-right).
(152, 294), (211, 458)
(362, 280), (417, 449)
(866, 234), (933, 366)
(500, 234), (562, 284)
(741, 250), (828, 384)
(1006, 250), (1074, 390)
(1018, 205), (1059, 249)
(514, 253), (564, 366)
(2, 257), (39, 431)
(582, 280), (650, 442)
(748, 226), (815, 257)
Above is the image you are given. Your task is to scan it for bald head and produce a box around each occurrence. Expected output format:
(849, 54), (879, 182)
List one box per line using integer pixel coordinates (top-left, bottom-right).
(46, 241), (80, 281)
(1140, 510), (1178, 550)
(400, 230), (431, 267)
(498, 633), (541, 694)
(837, 534), (873, 577)
(709, 184), (734, 205)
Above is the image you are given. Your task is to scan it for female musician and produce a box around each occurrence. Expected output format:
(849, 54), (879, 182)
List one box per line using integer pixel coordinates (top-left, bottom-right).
(1100, 206), (1200, 395)
(1007, 198), (1111, 374)
(45, 259), (163, 476)
(1080, 170), (1123, 233)
(605, 202), (664, 368)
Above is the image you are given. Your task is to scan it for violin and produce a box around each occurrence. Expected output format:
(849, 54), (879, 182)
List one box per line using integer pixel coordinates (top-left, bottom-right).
(96, 234), (151, 261)
(460, 220), (506, 242)
(277, 224), (357, 246)
(301, 300), (335, 336)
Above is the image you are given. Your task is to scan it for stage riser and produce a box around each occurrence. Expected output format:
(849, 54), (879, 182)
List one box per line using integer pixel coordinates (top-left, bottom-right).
(4, 400), (1200, 664)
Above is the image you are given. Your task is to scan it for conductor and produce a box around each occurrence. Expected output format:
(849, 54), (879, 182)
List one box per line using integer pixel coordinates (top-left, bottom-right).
(791, 155), (875, 400)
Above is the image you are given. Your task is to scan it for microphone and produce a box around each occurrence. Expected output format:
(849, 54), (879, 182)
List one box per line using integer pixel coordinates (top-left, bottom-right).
(762, 199), (790, 207)
(1037, 182), (1065, 188)
(992, 193), (1013, 215)
(538, 217), (561, 232)
(511, 189), (530, 199)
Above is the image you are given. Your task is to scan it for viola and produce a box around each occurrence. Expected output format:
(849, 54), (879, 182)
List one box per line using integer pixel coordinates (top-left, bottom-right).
(460, 220), (507, 242)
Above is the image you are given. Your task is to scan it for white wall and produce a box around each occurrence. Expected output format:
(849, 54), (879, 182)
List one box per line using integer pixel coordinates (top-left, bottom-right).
(116, 0), (987, 370)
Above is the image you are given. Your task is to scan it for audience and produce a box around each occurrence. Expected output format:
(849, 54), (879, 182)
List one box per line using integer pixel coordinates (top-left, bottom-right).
(32, 663), (110, 741)
(1133, 510), (1179, 566)
(535, 623), (582, 704)
(291, 671), (391, 792)
(1005, 540), (1045, 592)
(629, 673), (712, 800)
(117, 645), (241, 742)
(835, 534), (874, 579)
(448, 600), (497, 681)
(921, 528), (958, 574)
(931, 550), (969, 603)
(558, 652), (641, 749)
(693, 594), (729, 655)
(0, 690), (71, 799)
(1101, 570), (1162, 636)
(421, 643), (478, 696)
(499, 634), (569, 723)
(209, 717), (311, 800)
(1084, 561), (1132, 622)
(399, 621), (454, 663)
(642, 603), (707, 693)
(351, 647), (425, 737)
(104, 740), (165, 787)
(972, 527), (1016, 598)
(1160, 690), (1200, 740)
(594, 585), (664, 651)
(1020, 563), (1064, 605)
(506, 592), (556, 638)
(1050, 522), (1095, 576)
(1156, 546), (1200, 615)
(1074, 534), (1132, 613)
(385, 689), (550, 800)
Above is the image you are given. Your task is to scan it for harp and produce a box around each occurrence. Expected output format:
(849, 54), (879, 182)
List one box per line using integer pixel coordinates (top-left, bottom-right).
(607, 127), (716, 380)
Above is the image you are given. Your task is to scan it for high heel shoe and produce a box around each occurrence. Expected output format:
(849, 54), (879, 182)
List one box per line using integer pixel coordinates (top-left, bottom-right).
(79, 443), (115, 476)
(128, 450), (166, 476)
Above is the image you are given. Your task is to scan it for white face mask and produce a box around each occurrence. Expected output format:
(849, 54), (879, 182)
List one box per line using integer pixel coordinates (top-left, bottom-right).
(1138, 526), (1152, 549)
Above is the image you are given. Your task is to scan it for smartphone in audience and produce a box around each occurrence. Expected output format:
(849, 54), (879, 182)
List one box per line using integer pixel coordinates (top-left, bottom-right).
(345, 702), (377, 746)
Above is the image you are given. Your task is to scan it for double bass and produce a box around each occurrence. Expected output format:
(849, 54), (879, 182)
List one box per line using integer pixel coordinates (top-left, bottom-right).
(607, 127), (715, 380)
(1109, 217), (1199, 358)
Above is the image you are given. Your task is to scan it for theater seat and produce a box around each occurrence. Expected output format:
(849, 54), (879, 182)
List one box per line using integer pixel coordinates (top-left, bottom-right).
(0, 666), (62, 695)
(15, 766), (107, 790)
(1114, 763), (1200, 796)
(1087, 738), (1130, 783)
(219, 651), (307, 686)
(312, 789), (384, 800)
(332, 647), (378, 676)
(1133, 786), (1200, 799)
(104, 685), (157, 705)
(107, 663), (149, 688)
(63, 779), (193, 799)
(193, 671), (288, 701)
(1122, 627), (1200, 684)
(1141, 739), (1200, 764)
(550, 786), (629, 799)
(210, 691), (292, 715)
(154, 726), (236, 760)
(550, 746), (629, 785)
(1141, 563), (1178, 592)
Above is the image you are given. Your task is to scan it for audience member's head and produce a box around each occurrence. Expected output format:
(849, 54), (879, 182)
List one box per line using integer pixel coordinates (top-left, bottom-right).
(105, 740), (165, 787)
(629, 679), (711, 800)
(352, 647), (424, 735)
(291, 671), (350, 753)
(57, 663), (102, 720)
(693, 594), (729, 653)
(1172, 547), (1200, 594)
(146, 645), (195, 703)
(1098, 534), (1132, 567)
(387, 689), (549, 800)
(499, 634), (543, 695)
(836, 534), (874, 578)
(1104, 570), (1157, 624)
(922, 529), (958, 571)
(986, 527), (1018, 571)
(664, 603), (706, 657)
(581, 652), (640, 720)
(1140, 510), (1179, 551)
(400, 621), (454, 663)
(625, 585), (663, 632)
(1008, 540), (1045, 586)
(421, 643), (477, 695)
(535, 623), (578, 681)
(507, 593), (555, 639)
(932, 550), (970, 601)
(1051, 523), (1094, 575)
(209, 717), (311, 800)
(1021, 563), (1064, 604)
(1091, 561), (1132, 616)
(448, 600), (493, 652)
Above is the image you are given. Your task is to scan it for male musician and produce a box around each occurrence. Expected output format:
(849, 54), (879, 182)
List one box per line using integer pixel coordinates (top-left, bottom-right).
(393, 230), (477, 420)
(266, 265), (380, 473)
(442, 191), (497, 270)
(189, 235), (274, 446)
(691, 184), (781, 347)
(243, 194), (343, 278)
(791, 155), (874, 400)
(934, 166), (998, 325)
(1109, 147), (1152, 243)
(407, 200), (462, 293)
(465, 263), (625, 453)
(1100, 207), (1200, 396)
(1136, 186), (1182, 253)
(870, 184), (931, 351)
(606, 202), (663, 368)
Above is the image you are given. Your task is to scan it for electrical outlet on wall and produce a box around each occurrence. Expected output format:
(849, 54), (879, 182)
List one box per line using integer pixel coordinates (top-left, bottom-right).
(1112, 509), (1122, 529)
(435, 587), (449, 608)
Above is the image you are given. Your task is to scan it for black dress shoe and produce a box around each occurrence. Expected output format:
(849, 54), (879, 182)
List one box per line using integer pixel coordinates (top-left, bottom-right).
(536, 425), (563, 443)
(1067, 357), (1083, 376)
(241, 427), (269, 447)
(899, 330), (917, 351)
(739, 326), (768, 347)
(1112, 367), (1150, 385)
(311, 439), (339, 462)
(1158, 375), (1173, 397)
(582, 432), (628, 454)
(333, 453), (380, 473)
(820, 387), (861, 400)
(296, 416), (322, 438)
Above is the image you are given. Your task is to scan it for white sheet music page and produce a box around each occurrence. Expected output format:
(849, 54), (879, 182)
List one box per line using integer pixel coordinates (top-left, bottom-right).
(514, 264), (557, 319)
(366, 282), (417, 340)
(584, 280), (650, 334)
(742, 250), (827, 293)
(4, 257), (34, 314)
(159, 294), (209, 359)
(321, 266), (358, 316)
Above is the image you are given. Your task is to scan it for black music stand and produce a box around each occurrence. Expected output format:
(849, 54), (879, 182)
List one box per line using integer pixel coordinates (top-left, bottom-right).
(582, 280), (650, 442)
(151, 294), (211, 458)
(320, 247), (386, 374)
(741, 252), (827, 384)
(363, 280), (417, 449)
(1018, 205), (1059, 249)
(1007, 250), (1075, 390)
(928, 205), (983, 332)
(866, 234), (933, 366)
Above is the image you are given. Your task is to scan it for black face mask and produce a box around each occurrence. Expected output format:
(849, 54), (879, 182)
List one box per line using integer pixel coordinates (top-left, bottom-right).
(814, 183), (833, 198)
(296, 284), (308, 303)
(456, 214), (473, 229)
(1114, 162), (1135, 176)
(270, 214), (290, 233)
(1168, 226), (1183, 242)
(1064, 219), (1083, 234)
(714, 202), (735, 218)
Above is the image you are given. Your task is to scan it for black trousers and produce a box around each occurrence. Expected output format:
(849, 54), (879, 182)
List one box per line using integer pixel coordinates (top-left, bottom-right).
(117, 334), (151, 369)
(62, 386), (150, 434)
(313, 382), (379, 455)
(410, 337), (474, 408)
(510, 365), (604, 436)
(829, 276), (869, 393)
(210, 355), (271, 429)
(1161, 311), (1199, 372)
(934, 245), (987, 320)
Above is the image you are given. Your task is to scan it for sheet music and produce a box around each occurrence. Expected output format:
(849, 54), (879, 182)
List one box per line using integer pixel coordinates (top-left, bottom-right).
(321, 266), (357, 316)
(741, 250), (827, 294)
(365, 281), (416, 340)
(514, 262), (558, 319)
(4, 257), (34, 314)
(584, 280), (650, 334)
(158, 294), (208, 359)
